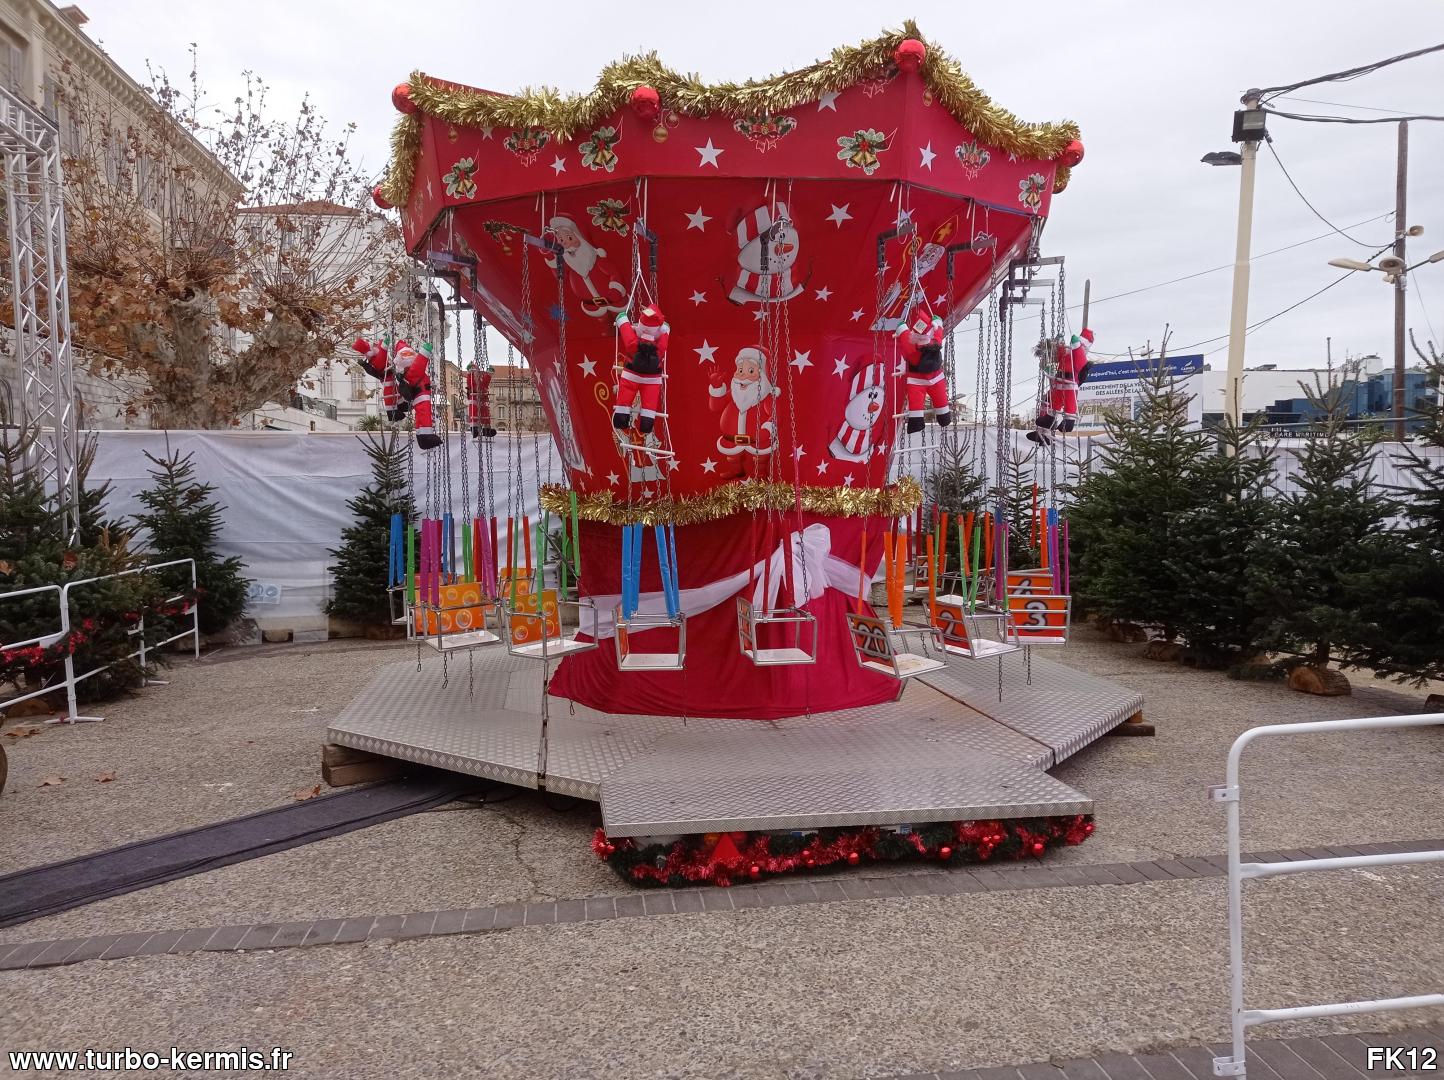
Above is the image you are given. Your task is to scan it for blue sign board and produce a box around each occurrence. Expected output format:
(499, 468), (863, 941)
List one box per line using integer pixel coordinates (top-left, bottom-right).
(1084, 354), (1205, 383)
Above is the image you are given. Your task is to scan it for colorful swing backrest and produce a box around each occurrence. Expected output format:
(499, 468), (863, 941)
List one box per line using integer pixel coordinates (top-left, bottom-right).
(736, 597), (756, 654)
(1006, 569), (1052, 596)
(846, 611), (894, 669)
(931, 598), (972, 650)
(507, 589), (561, 644)
(1007, 594), (1070, 640)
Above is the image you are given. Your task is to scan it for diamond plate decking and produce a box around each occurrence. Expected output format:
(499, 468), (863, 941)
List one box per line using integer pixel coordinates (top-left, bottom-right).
(325, 646), (1142, 837)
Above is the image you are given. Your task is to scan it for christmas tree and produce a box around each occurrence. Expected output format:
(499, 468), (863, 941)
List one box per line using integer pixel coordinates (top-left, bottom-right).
(1, 408), (160, 706)
(1246, 375), (1398, 682)
(1167, 420), (1279, 668)
(326, 431), (414, 627)
(927, 436), (986, 518)
(1068, 364), (1211, 641)
(1350, 336), (1444, 684)
(133, 448), (249, 636)
(994, 445), (1042, 569)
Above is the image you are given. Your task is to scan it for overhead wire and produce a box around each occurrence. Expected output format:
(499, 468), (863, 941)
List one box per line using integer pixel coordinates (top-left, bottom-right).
(1264, 141), (1394, 247)
(1256, 43), (1444, 102)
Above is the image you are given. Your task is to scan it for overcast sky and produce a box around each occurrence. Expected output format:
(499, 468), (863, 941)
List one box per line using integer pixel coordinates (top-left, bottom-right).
(82, 1), (1444, 378)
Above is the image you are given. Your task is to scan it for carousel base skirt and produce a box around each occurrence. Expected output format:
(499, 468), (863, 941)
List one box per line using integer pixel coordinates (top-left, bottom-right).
(326, 645), (1142, 838)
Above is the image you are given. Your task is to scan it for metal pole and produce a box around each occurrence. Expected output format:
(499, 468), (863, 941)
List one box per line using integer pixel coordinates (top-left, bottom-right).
(1392, 120), (1408, 442)
(1224, 134), (1260, 430)
(1081, 279), (1091, 330)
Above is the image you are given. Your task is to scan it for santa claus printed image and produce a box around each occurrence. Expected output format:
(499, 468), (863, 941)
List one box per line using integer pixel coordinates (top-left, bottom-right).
(544, 215), (628, 318)
(707, 346), (780, 480)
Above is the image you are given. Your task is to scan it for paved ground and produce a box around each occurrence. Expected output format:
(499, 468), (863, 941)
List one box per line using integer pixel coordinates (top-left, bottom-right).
(1, 629), (1441, 1078)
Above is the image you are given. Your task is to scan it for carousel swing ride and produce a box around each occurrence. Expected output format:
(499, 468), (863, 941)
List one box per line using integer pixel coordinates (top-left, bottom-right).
(326, 23), (1144, 886)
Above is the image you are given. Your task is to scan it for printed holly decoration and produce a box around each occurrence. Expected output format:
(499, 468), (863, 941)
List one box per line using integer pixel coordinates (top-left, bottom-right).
(1018, 173), (1047, 213)
(587, 198), (630, 235)
(503, 126), (550, 165)
(733, 114), (797, 153)
(954, 139), (991, 180)
(580, 126), (621, 172)
(442, 157), (477, 199)
(837, 129), (889, 175)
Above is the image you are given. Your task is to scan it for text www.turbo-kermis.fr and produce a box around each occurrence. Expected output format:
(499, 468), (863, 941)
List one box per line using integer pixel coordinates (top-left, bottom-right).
(7, 1047), (295, 1072)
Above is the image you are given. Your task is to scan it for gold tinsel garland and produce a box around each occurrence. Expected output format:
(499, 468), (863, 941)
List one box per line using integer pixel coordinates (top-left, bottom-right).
(540, 477), (921, 528)
(379, 20), (1081, 208)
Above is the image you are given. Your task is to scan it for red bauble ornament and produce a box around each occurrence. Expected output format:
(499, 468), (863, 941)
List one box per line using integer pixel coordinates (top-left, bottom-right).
(894, 39), (927, 73)
(1084, 821), (1096, 835)
(630, 85), (661, 122)
(939, 845), (953, 859)
(372, 185), (392, 211)
(847, 852), (860, 866)
(391, 83), (417, 115)
(750, 864), (761, 879)
(1060, 138), (1085, 167)
(1031, 840), (1046, 856)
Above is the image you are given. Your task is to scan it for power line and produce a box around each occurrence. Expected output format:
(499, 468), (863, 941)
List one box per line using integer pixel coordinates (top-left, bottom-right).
(1275, 95), (1432, 116)
(1264, 141), (1393, 248)
(1257, 43), (1444, 102)
(1264, 107), (1444, 125)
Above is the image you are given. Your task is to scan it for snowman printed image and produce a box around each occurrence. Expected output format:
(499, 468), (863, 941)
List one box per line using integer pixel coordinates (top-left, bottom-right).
(728, 202), (804, 305)
(829, 361), (889, 463)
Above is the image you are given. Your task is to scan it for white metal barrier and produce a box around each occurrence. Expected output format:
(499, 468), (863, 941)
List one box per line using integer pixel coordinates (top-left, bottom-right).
(1, 559), (200, 724)
(1209, 713), (1444, 1078)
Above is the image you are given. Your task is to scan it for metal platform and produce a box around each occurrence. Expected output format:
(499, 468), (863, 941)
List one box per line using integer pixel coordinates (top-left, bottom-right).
(326, 648), (1142, 838)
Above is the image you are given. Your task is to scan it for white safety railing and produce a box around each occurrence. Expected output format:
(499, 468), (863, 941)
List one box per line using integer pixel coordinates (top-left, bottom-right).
(1209, 713), (1444, 1078)
(1, 559), (201, 725)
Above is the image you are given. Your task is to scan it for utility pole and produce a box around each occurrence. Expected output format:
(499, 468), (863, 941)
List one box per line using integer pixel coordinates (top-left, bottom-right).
(1392, 120), (1409, 441)
(1222, 94), (1265, 430)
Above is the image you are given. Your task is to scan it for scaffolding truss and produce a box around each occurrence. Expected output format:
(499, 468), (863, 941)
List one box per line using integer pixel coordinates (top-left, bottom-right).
(1, 84), (79, 539)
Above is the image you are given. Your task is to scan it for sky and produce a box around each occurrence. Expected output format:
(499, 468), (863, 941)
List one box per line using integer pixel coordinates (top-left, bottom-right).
(78, 0), (1444, 384)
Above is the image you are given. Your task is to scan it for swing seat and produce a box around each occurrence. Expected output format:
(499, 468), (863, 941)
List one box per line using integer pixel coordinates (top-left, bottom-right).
(736, 597), (817, 667)
(931, 595), (1020, 659)
(845, 611), (946, 680)
(614, 606), (687, 671)
(505, 597), (601, 660)
(1005, 569), (1053, 596)
(1004, 593), (1072, 647)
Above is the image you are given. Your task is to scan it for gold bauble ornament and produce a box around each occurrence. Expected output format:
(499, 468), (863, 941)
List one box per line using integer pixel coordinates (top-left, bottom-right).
(652, 123), (668, 143)
(922, 89), (934, 106)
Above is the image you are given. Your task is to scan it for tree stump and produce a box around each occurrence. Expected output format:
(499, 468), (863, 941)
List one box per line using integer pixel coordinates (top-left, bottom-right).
(1424, 693), (1442, 713)
(1287, 665), (1351, 696)
(1143, 640), (1185, 662)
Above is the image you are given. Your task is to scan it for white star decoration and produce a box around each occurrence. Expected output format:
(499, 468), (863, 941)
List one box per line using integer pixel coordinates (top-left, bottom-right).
(690, 290), (707, 306)
(701, 458), (718, 474)
(551, 156), (567, 175)
(832, 357), (850, 378)
(685, 207), (711, 230)
(849, 309), (866, 322)
(815, 286), (832, 302)
(826, 203), (852, 227)
(694, 341), (718, 364)
(665, 457), (681, 471)
(790, 350), (813, 372)
(753, 307), (767, 322)
(842, 473), (855, 487)
(816, 460), (829, 475)
(934, 293), (947, 306)
(578, 356), (597, 377)
(1007, 151), (1018, 163)
(896, 209), (913, 230)
(606, 472), (620, 486)
(481, 125), (494, 140)
(695, 138), (724, 167)
(817, 90), (840, 112)
(919, 143), (936, 170)
(793, 445), (806, 461)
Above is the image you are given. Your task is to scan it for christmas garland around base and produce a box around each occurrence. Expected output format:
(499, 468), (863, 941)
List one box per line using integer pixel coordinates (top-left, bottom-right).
(594, 816), (1094, 888)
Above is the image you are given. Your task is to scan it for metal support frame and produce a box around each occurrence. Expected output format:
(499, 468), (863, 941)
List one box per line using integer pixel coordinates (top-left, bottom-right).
(1209, 712), (1444, 1078)
(504, 597), (601, 660)
(736, 596), (817, 667)
(1, 85), (80, 540)
(614, 607), (686, 671)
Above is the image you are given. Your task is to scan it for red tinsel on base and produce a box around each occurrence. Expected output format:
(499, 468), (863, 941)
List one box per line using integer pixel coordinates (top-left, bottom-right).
(593, 815), (1096, 888)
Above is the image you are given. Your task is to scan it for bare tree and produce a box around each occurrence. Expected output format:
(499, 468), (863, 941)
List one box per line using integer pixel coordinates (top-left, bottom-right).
(58, 50), (404, 427)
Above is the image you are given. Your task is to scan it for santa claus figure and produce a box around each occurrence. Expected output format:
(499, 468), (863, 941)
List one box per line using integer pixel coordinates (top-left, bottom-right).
(729, 203), (803, 305)
(1026, 328), (1094, 446)
(353, 336), (441, 450)
(544, 215), (627, 318)
(352, 338), (406, 422)
(707, 346), (779, 480)
(465, 362), (496, 438)
(829, 361), (888, 463)
(612, 305), (669, 435)
(897, 314), (951, 434)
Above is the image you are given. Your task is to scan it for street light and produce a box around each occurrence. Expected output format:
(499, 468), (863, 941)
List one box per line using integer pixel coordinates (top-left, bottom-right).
(1204, 96), (1267, 430)
(1329, 239), (1444, 437)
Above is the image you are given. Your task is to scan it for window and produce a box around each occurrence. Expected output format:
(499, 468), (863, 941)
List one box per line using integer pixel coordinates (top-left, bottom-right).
(41, 74), (56, 120)
(350, 371), (367, 400)
(0, 38), (25, 95)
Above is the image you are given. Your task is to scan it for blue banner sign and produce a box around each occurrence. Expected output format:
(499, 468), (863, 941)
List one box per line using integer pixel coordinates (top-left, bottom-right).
(1085, 354), (1205, 383)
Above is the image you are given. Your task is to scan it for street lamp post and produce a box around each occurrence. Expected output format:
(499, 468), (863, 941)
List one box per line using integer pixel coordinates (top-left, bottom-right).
(1203, 95), (1268, 429)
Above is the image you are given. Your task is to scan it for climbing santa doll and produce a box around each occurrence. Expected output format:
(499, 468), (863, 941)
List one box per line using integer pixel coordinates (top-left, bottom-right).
(612, 305), (668, 434)
(1026, 328), (1094, 446)
(896, 314), (951, 433)
(351, 336), (441, 450)
(465, 361), (496, 438)
(707, 346), (778, 480)
(545, 215), (627, 318)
